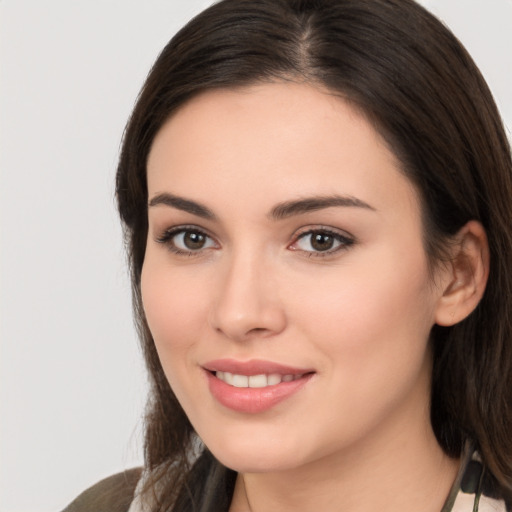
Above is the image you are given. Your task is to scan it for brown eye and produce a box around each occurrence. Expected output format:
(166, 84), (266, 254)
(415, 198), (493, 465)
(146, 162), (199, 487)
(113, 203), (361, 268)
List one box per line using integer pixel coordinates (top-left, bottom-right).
(182, 231), (207, 250)
(291, 229), (354, 255)
(157, 227), (217, 254)
(310, 232), (335, 251)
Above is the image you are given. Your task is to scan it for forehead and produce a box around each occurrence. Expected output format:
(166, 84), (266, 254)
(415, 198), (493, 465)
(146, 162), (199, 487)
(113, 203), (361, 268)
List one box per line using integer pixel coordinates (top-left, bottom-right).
(146, 82), (419, 220)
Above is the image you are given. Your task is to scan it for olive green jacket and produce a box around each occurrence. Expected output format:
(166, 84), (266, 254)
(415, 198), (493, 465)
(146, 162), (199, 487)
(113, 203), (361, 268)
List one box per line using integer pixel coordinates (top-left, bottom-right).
(61, 468), (142, 512)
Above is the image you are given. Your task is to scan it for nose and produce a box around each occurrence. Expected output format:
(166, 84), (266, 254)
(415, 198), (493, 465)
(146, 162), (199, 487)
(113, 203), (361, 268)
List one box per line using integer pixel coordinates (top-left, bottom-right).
(209, 251), (287, 342)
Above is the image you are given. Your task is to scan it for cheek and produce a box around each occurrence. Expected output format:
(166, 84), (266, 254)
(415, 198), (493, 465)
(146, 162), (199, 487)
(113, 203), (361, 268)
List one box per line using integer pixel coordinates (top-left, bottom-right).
(140, 257), (210, 368)
(290, 247), (436, 393)
(282, 257), (436, 451)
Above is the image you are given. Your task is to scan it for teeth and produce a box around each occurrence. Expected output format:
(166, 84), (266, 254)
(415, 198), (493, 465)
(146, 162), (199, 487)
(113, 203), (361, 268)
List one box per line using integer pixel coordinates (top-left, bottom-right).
(267, 373), (282, 386)
(248, 374), (267, 388)
(232, 374), (249, 387)
(215, 372), (303, 387)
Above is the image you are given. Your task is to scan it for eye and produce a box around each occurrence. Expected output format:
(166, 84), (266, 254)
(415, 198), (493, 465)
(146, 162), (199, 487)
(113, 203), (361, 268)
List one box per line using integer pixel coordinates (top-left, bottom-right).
(290, 228), (354, 256)
(156, 227), (217, 255)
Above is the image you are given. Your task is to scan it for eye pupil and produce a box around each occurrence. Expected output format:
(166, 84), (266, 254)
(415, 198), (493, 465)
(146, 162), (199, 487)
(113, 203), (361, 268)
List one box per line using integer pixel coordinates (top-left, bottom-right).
(184, 231), (206, 250)
(311, 232), (334, 251)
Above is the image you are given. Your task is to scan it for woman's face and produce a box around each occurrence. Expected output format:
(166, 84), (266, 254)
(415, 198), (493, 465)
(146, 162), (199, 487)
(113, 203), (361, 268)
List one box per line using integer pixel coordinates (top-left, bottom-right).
(142, 82), (448, 473)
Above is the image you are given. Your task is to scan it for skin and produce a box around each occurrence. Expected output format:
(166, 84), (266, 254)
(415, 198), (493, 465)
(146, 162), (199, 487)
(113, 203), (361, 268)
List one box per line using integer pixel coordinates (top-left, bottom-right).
(141, 82), (488, 512)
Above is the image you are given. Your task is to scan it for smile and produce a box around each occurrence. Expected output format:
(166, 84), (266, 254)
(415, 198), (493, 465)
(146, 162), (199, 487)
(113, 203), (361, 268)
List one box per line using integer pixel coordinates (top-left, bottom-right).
(203, 359), (315, 413)
(215, 371), (305, 388)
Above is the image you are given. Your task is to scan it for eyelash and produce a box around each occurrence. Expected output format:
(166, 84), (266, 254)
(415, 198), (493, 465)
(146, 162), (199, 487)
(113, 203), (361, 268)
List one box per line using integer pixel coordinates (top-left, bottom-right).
(290, 227), (355, 258)
(155, 225), (355, 258)
(155, 225), (218, 256)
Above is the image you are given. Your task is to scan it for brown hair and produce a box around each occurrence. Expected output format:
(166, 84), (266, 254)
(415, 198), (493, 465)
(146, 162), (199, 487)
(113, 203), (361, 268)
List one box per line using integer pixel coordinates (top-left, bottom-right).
(116, 0), (512, 509)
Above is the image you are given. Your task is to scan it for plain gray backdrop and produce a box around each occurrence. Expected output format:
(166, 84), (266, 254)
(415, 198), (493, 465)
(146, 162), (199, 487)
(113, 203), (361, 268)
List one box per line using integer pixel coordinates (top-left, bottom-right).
(1, 1), (511, 511)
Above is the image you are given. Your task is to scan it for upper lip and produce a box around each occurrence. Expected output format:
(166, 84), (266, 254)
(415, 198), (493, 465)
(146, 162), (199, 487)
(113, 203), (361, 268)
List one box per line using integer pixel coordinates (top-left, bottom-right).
(202, 358), (315, 376)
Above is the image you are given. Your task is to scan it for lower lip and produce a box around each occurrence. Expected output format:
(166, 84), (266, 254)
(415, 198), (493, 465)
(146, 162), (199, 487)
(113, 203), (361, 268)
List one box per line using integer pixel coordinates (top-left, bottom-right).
(205, 371), (313, 414)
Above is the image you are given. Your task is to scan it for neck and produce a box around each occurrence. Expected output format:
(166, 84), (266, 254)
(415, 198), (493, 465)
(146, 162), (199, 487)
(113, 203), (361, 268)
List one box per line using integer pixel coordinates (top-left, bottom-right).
(229, 394), (459, 512)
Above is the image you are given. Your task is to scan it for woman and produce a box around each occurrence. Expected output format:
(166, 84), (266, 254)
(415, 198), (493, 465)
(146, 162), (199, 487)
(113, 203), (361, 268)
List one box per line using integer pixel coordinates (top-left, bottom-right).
(64, 0), (512, 510)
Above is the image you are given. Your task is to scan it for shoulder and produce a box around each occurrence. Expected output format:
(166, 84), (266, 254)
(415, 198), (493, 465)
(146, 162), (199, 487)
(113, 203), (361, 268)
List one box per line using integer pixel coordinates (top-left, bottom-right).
(61, 468), (143, 512)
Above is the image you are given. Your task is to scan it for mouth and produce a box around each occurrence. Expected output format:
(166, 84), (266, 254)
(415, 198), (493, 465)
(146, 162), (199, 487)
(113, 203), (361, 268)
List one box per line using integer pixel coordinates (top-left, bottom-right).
(202, 359), (315, 413)
(213, 371), (308, 388)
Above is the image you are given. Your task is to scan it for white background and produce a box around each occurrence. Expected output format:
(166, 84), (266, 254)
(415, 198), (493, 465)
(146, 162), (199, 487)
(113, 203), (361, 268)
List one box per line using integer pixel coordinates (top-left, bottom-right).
(1, 1), (510, 511)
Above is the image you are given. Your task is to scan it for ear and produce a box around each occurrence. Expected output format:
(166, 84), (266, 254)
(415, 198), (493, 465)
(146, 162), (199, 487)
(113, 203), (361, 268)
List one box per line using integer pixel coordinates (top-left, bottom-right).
(434, 220), (490, 327)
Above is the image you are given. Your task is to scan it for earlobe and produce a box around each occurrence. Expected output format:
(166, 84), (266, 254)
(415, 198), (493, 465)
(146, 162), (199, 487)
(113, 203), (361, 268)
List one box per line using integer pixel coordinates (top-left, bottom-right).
(434, 220), (490, 327)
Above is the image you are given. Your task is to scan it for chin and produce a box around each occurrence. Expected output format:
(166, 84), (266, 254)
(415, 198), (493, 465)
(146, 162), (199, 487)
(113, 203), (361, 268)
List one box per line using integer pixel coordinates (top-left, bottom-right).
(201, 431), (309, 474)
(214, 450), (299, 474)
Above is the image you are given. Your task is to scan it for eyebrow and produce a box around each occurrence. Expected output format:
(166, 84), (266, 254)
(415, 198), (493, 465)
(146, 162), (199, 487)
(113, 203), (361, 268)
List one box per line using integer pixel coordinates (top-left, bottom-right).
(148, 193), (216, 220)
(269, 195), (376, 220)
(148, 192), (375, 221)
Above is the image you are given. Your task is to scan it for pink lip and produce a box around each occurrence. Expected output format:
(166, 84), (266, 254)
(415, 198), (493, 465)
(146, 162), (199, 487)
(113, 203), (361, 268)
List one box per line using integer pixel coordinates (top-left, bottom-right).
(202, 359), (315, 414)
